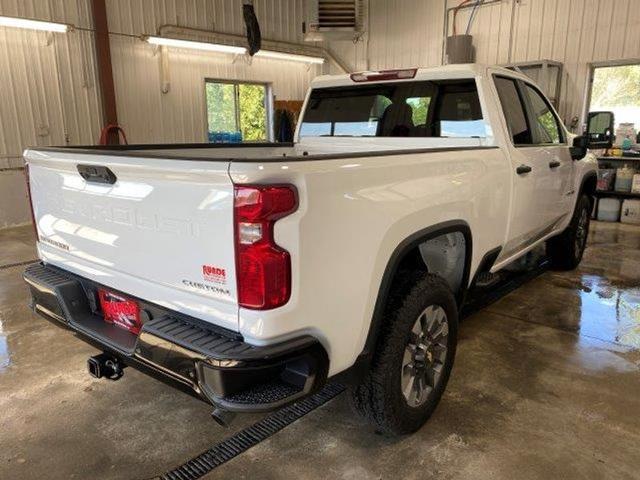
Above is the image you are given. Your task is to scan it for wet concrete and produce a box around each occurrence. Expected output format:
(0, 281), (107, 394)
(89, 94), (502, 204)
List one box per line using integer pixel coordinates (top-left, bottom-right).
(1, 221), (639, 479)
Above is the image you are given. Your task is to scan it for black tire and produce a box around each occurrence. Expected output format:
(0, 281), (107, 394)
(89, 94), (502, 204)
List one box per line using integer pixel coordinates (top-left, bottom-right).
(349, 272), (458, 435)
(546, 194), (591, 270)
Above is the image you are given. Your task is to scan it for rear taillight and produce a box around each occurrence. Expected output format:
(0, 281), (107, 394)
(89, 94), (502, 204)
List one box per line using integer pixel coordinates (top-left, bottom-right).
(24, 163), (39, 241)
(234, 185), (298, 310)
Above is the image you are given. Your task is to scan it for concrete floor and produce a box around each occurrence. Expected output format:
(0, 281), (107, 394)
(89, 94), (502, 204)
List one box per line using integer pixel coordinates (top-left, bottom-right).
(1, 222), (639, 479)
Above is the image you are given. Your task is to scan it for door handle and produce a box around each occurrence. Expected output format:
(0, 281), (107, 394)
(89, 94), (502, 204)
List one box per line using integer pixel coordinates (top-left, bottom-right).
(516, 165), (532, 175)
(549, 161), (561, 169)
(77, 164), (117, 184)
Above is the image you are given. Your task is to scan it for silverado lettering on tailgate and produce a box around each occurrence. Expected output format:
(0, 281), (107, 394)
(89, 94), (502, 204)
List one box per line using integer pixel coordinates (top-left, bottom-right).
(42, 192), (202, 237)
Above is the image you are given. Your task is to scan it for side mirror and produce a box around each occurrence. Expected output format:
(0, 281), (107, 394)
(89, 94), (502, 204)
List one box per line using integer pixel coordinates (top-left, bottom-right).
(570, 111), (615, 160)
(570, 135), (588, 160)
(586, 111), (614, 149)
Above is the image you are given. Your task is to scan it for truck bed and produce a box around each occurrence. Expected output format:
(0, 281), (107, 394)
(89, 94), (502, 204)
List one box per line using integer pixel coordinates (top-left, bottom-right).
(32, 136), (490, 162)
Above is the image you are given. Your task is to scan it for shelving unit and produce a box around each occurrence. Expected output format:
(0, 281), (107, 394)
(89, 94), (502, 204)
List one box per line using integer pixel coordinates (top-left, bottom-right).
(594, 190), (640, 199)
(594, 156), (640, 221)
(597, 156), (640, 163)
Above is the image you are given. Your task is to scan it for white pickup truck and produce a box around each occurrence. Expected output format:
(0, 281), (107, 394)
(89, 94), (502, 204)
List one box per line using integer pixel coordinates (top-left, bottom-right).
(23, 64), (612, 435)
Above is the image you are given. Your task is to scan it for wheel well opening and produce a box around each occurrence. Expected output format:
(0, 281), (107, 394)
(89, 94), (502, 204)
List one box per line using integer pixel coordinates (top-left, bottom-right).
(582, 175), (597, 209)
(392, 232), (467, 297)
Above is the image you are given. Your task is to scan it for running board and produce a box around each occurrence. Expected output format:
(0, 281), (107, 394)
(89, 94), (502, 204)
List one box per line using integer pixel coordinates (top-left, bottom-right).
(461, 256), (550, 318)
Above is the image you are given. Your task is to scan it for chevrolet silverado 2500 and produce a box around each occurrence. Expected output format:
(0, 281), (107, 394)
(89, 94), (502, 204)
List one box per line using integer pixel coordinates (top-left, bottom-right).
(23, 64), (612, 435)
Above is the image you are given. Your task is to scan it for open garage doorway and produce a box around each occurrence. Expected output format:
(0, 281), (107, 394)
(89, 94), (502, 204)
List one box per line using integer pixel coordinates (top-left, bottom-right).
(587, 62), (640, 135)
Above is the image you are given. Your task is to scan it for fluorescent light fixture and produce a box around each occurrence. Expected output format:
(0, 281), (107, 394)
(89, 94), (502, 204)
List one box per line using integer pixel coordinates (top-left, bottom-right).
(255, 49), (325, 64)
(0, 15), (71, 32)
(145, 36), (247, 55)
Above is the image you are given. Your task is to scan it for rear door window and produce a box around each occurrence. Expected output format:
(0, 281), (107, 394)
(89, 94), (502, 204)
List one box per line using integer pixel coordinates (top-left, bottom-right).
(494, 76), (533, 145)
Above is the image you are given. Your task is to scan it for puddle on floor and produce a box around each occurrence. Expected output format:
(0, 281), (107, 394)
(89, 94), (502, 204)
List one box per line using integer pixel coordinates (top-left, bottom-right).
(0, 316), (9, 373)
(578, 275), (640, 349)
(549, 276), (593, 293)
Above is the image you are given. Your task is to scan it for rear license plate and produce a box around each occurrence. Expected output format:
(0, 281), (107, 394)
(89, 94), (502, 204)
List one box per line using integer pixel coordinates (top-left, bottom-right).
(98, 289), (141, 335)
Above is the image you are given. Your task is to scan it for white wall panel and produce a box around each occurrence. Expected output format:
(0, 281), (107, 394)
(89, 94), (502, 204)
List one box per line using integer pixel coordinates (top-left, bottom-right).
(106, 0), (308, 43)
(106, 0), (321, 143)
(450, 0), (640, 125)
(336, 0), (640, 128)
(328, 0), (445, 73)
(0, 0), (93, 29)
(107, 0), (321, 144)
(0, 0), (318, 227)
(0, 18), (101, 161)
(111, 34), (320, 143)
(0, 0), (101, 229)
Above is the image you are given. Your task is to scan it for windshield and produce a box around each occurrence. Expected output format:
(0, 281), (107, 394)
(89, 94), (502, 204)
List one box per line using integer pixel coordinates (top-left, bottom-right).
(299, 79), (487, 138)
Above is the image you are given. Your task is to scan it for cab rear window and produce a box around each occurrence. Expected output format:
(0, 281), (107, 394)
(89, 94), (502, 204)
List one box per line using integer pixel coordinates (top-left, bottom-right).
(299, 79), (487, 138)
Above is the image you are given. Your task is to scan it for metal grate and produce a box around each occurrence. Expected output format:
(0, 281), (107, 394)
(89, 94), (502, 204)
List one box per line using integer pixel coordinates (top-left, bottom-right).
(0, 259), (38, 270)
(161, 383), (345, 480)
(316, 0), (357, 29)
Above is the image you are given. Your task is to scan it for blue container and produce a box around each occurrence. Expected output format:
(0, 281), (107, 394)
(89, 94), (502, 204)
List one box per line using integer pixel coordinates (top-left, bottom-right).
(208, 131), (243, 143)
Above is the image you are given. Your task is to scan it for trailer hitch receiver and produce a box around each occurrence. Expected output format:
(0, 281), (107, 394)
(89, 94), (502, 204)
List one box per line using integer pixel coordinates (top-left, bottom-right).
(88, 353), (125, 380)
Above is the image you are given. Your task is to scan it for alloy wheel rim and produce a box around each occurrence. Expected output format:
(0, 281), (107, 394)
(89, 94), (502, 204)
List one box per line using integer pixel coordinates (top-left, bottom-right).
(401, 305), (448, 407)
(575, 207), (588, 258)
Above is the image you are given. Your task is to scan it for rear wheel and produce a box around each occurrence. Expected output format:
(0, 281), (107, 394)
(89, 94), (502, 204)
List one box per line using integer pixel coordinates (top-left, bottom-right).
(546, 194), (591, 270)
(349, 273), (458, 435)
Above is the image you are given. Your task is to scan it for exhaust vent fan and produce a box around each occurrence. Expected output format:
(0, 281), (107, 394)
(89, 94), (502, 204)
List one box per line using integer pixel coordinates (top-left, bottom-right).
(304, 0), (366, 41)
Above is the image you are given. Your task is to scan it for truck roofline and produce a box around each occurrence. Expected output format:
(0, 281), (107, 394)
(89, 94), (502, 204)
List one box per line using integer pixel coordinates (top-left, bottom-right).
(309, 63), (529, 89)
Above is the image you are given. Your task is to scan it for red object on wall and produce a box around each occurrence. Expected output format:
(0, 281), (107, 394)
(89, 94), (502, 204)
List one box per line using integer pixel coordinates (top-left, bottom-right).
(98, 124), (128, 145)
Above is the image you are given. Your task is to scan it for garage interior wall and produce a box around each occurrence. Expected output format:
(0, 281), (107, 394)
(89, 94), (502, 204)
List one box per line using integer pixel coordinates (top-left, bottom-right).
(330, 0), (640, 127)
(2, 0), (640, 228)
(0, 1), (101, 229)
(0, 0), (320, 228)
(107, 0), (320, 143)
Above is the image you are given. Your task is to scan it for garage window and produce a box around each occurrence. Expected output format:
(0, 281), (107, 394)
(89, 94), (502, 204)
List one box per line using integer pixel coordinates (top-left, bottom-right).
(589, 63), (640, 131)
(205, 80), (270, 142)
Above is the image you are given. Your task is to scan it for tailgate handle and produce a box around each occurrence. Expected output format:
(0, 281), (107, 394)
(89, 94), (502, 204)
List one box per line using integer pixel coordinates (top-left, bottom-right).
(77, 164), (117, 184)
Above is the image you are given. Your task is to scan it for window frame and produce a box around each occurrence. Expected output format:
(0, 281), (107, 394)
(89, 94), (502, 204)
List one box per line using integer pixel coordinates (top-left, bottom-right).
(519, 81), (566, 146)
(298, 78), (488, 139)
(204, 78), (274, 142)
(492, 74), (535, 147)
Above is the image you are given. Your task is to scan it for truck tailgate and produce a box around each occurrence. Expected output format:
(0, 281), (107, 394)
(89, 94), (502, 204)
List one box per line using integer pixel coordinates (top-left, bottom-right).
(24, 149), (239, 331)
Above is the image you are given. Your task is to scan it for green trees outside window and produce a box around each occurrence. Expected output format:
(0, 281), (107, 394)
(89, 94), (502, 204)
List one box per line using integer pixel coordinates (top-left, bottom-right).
(206, 81), (268, 141)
